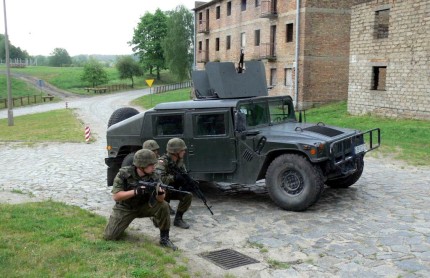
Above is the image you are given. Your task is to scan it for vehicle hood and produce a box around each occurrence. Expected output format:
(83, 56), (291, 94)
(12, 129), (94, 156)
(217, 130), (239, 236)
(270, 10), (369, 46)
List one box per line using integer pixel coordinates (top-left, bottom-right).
(256, 122), (359, 143)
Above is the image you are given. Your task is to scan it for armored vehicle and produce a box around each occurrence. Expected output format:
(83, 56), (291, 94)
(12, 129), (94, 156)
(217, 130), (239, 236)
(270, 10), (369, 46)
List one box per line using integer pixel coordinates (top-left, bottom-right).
(105, 60), (380, 211)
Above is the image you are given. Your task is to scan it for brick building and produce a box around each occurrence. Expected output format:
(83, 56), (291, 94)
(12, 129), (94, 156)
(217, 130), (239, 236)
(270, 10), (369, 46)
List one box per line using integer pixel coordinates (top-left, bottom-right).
(348, 0), (430, 120)
(193, 0), (367, 109)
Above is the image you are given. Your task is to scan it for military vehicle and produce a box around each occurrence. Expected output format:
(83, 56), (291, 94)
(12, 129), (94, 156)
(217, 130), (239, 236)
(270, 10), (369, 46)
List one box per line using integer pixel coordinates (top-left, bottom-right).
(105, 60), (380, 211)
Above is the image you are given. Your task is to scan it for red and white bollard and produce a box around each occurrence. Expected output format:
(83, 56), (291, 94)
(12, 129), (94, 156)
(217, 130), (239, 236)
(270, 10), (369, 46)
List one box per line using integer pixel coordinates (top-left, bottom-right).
(85, 126), (91, 143)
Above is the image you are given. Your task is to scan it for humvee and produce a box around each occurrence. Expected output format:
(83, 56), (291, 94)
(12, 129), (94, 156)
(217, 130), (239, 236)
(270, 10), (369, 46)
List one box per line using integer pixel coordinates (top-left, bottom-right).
(105, 60), (380, 211)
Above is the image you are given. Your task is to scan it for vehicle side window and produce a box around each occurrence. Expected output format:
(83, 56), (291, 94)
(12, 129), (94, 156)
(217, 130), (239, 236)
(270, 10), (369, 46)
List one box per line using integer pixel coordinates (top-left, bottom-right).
(268, 99), (296, 122)
(239, 103), (269, 127)
(154, 114), (184, 136)
(195, 113), (226, 136)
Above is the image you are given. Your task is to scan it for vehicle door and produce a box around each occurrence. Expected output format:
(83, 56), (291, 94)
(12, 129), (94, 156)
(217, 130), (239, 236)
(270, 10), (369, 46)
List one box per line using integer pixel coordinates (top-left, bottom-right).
(185, 109), (237, 173)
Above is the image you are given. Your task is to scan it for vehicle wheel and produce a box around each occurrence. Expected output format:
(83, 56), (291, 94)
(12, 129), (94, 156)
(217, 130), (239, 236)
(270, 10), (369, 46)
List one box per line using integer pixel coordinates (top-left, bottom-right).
(326, 155), (364, 188)
(266, 154), (324, 211)
(107, 107), (139, 128)
(121, 152), (135, 167)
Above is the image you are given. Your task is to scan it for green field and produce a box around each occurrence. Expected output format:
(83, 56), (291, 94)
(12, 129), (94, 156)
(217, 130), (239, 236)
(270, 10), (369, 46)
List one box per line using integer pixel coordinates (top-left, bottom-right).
(0, 65), (184, 96)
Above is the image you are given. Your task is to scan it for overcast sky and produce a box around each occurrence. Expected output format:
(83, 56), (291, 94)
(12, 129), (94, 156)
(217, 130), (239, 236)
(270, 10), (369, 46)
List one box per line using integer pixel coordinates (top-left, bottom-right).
(0, 0), (199, 56)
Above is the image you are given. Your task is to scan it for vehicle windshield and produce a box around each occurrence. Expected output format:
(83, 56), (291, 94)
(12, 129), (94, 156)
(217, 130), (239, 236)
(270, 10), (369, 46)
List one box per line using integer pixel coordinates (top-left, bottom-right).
(237, 97), (296, 128)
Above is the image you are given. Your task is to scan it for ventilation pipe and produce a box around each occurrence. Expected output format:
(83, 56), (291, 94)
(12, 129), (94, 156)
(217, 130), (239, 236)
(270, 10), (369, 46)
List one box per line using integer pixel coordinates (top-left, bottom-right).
(294, 0), (301, 109)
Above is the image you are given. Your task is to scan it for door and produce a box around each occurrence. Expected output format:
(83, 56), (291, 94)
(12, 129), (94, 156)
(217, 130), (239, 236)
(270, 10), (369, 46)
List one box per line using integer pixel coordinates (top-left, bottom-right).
(185, 110), (237, 173)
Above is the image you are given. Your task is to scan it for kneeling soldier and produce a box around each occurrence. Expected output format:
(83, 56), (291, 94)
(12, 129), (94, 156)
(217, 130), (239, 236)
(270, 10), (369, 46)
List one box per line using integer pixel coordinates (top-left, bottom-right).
(103, 149), (177, 250)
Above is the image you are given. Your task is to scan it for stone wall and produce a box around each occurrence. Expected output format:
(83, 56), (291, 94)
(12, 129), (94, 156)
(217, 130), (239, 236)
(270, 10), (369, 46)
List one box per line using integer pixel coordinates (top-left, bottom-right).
(348, 0), (430, 119)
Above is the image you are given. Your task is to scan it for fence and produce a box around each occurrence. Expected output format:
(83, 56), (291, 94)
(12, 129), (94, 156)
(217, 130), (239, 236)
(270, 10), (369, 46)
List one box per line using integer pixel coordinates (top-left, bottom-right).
(0, 94), (53, 109)
(152, 81), (192, 94)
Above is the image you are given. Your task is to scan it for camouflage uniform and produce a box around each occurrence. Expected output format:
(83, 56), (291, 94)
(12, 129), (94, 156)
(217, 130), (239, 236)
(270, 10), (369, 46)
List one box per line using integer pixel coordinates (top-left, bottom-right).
(156, 154), (192, 228)
(103, 166), (170, 240)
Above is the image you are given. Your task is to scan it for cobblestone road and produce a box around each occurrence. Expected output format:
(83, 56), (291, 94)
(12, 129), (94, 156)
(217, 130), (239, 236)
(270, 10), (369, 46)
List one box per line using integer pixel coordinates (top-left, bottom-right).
(1, 91), (429, 277)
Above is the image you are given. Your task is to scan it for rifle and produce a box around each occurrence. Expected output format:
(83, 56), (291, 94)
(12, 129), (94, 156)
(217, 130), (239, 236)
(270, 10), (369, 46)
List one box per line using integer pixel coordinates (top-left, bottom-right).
(137, 180), (192, 196)
(170, 166), (214, 215)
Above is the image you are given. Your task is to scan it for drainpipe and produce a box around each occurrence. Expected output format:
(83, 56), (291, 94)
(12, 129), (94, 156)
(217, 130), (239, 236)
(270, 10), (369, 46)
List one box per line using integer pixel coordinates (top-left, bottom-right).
(294, 0), (301, 109)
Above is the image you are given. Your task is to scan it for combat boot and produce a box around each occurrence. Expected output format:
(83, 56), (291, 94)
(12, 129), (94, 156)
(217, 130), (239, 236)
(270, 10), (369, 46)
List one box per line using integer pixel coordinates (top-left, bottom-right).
(159, 230), (178, 251)
(174, 211), (190, 229)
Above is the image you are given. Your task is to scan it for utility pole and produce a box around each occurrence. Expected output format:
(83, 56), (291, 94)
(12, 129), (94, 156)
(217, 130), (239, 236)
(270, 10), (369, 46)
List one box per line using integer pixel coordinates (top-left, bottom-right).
(3, 0), (13, 126)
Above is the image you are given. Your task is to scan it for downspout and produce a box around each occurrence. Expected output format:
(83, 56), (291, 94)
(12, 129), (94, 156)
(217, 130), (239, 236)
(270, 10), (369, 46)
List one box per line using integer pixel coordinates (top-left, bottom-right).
(294, 0), (301, 109)
(193, 10), (197, 71)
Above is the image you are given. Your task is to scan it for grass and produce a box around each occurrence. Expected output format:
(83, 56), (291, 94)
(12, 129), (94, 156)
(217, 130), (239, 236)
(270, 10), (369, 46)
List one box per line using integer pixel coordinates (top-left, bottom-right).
(0, 109), (85, 142)
(0, 201), (189, 277)
(0, 65), (186, 96)
(131, 88), (193, 109)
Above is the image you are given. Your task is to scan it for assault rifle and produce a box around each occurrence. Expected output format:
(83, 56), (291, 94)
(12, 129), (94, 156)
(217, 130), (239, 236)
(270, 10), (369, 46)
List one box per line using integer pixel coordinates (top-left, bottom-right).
(137, 180), (192, 196)
(170, 165), (214, 215)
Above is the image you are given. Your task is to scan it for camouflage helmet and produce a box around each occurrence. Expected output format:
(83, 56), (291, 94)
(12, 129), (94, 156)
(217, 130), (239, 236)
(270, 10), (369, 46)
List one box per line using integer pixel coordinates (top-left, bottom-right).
(166, 138), (187, 154)
(142, 139), (160, 151)
(133, 149), (157, 168)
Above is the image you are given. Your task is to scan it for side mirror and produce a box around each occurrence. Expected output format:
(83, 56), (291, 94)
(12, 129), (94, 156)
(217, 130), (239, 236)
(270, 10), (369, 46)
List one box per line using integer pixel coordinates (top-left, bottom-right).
(234, 111), (246, 132)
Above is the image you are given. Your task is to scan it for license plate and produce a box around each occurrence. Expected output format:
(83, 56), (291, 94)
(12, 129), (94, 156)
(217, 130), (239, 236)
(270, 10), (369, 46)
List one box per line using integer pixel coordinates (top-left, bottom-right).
(354, 144), (366, 154)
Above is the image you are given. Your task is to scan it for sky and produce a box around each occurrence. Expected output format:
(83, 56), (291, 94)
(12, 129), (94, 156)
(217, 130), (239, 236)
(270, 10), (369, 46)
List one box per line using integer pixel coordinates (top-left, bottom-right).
(0, 0), (200, 57)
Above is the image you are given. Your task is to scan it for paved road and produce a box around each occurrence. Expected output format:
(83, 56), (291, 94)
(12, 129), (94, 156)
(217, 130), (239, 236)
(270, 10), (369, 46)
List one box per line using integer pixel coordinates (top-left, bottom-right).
(1, 91), (429, 278)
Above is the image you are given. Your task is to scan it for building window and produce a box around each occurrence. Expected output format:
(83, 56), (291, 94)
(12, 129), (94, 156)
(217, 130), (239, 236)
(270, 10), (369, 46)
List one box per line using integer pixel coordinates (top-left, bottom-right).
(241, 0), (247, 11)
(284, 68), (293, 87)
(227, 2), (232, 16)
(286, 23), (293, 42)
(198, 41), (202, 51)
(226, 35), (231, 50)
(216, 6), (221, 19)
(216, 38), (220, 51)
(371, 66), (387, 90)
(241, 32), (246, 47)
(270, 68), (277, 87)
(254, 29), (260, 46)
(199, 12), (203, 23)
(255, 0), (260, 7)
(375, 9), (389, 39)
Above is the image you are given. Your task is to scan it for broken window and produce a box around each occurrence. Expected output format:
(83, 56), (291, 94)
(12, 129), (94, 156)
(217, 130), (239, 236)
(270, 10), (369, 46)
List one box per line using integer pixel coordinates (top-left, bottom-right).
(227, 1), (232, 16)
(286, 23), (293, 42)
(284, 68), (293, 87)
(375, 9), (389, 39)
(216, 38), (220, 51)
(241, 0), (247, 11)
(254, 29), (260, 46)
(371, 66), (387, 90)
(270, 68), (277, 87)
(216, 6), (221, 19)
(226, 35), (231, 50)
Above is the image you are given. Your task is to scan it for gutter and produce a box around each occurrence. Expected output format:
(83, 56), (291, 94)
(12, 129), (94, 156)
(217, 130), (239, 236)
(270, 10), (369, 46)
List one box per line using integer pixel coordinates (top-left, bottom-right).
(294, 0), (301, 109)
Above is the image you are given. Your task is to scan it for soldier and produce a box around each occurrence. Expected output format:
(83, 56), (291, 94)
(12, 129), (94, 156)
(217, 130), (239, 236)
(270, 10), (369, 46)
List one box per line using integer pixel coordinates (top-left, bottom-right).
(156, 138), (193, 229)
(142, 139), (176, 216)
(142, 139), (160, 157)
(103, 149), (177, 251)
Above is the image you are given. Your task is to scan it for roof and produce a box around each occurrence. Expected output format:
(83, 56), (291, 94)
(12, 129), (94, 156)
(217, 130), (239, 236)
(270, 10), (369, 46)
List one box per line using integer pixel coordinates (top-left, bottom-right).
(153, 99), (241, 111)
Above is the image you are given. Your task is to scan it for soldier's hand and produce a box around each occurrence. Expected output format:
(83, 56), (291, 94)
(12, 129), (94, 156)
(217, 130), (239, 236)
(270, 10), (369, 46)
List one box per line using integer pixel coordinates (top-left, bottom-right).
(134, 186), (145, 196)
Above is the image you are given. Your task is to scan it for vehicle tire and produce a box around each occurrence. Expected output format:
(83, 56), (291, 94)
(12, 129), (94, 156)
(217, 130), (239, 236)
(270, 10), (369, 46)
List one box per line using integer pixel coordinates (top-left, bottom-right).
(107, 107), (139, 128)
(326, 155), (364, 188)
(266, 154), (324, 211)
(121, 152), (136, 167)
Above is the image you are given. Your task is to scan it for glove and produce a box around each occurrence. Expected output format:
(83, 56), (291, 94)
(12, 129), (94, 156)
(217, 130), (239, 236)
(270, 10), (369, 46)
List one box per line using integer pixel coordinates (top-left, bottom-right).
(134, 186), (145, 196)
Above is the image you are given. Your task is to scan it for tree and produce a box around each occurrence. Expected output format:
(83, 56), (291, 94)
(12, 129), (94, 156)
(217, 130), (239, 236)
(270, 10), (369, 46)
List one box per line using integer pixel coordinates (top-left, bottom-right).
(163, 6), (194, 81)
(81, 58), (108, 87)
(49, 48), (72, 67)
(0, 34), (30, 60)
(129, 9), (167, 80)
(115, 56), (144, 88)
